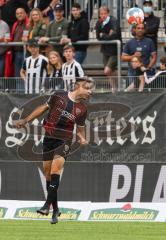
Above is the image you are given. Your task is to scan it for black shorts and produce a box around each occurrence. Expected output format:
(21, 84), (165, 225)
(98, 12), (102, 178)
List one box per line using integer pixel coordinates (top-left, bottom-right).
(42, 135), (71, 161)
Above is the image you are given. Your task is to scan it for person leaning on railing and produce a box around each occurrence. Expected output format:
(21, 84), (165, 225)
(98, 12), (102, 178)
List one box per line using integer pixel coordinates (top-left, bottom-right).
(60, 2), (89, 64)
(121, 23), (157, 89)
(10, 7), (29, 92)
(38, 3), (69, 56)
(22, 8), (48, 55)
(95, 5), (122, 92)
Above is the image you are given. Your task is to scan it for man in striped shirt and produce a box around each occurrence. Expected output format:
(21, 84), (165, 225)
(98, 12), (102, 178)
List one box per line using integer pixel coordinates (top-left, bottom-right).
(20, 40), (48, 94)
(62, 44), (84, 91)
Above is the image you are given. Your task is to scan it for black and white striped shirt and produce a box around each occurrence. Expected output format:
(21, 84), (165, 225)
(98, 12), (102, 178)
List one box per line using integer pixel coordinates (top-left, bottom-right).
(62, 60), (84, 91)
(22, 54), (48, 94)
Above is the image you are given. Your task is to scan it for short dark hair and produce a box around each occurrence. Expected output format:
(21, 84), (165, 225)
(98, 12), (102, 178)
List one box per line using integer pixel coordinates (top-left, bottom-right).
(143, 0), (153, 5)
(63, 44), (75, 52)
(75, 76), (94, 84)
(72, 3), (81, 9)
(27, 39), (39, 48)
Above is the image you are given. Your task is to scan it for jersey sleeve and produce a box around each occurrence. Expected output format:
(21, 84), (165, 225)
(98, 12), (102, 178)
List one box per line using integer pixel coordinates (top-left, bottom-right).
(76, 108), (87, 126)
(46, 93), (58, 108)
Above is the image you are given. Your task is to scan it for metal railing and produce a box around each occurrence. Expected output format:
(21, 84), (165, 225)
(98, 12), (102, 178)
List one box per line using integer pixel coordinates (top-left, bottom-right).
(0, 40), (122, 86)
(0, 75), (166, 94)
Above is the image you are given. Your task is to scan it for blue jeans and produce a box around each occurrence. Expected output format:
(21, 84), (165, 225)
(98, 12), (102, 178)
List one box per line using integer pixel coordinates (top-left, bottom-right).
(14, 51), (25, 93)
(75, 51), (87, 64)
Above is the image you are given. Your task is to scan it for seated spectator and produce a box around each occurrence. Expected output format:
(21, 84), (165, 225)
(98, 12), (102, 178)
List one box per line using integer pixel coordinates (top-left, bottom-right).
(10, 7), (29, 92)
(20, 39), (48, 94)
(96, 6), (122, 92)
(62, 44), (84, 91)
(124, 56), (145, 92)
(39, 3), (69, 56)
(144, 56), (166, 88)
(142, 0), (160, 50)
(61, 2), (89, 64)
(0, 17), (10, 78)
(1, 0), (29, 29)
(45, 50), (63, 91)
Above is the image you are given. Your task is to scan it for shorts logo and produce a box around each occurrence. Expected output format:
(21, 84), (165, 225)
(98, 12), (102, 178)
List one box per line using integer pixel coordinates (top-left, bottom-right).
(64, 144), (70, 153)
(76, 108), (81, 115)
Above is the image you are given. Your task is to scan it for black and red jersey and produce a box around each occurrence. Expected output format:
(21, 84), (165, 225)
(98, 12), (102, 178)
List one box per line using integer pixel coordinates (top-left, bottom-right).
(43, 91), (87, 140)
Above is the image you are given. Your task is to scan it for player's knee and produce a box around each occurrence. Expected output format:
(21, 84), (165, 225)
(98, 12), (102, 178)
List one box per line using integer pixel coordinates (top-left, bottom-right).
(51, 156), (65, 174)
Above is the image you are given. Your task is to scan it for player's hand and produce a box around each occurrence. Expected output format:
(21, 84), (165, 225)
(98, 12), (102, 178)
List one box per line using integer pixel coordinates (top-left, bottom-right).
(79, 139), (88, 146)
(14, 119), (27, 129)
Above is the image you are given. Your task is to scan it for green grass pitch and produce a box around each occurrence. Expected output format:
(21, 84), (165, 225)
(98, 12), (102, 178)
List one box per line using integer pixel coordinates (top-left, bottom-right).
(0, 220), (166, 240)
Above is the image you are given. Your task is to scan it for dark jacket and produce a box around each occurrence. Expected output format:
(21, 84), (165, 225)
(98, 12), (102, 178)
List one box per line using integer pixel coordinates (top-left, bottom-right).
(33, 0), (52, 11)
(67, 11), (89, 52)
(144, 13), (160, 50)
(96, 15), (122, 56)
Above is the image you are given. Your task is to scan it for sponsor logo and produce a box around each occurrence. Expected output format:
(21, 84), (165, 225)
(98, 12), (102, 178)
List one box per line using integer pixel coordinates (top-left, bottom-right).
(61, 110), (76, 121)
(76, 107), (81, 115)
(14, 207), (81, 220)
(0, 207), (8, 218)
(89, 203), (158, 221)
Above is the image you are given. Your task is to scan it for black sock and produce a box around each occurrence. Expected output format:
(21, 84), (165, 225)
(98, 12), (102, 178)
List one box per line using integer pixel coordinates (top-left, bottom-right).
(46, 180), (50, 192)
(45, 174), (60, 210)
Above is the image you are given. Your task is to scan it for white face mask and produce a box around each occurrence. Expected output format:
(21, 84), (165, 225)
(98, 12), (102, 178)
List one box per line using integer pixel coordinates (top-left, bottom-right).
(102, 16), (110, 27)
(143, 6), (153, 14)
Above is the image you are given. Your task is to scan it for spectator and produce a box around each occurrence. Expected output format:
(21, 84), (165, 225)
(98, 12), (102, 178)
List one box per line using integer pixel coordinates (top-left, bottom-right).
(39, 3), (69, 55)
(1, 0), (29, 29)
(0, 0), (6, 21)
(10, 7), (29, 92)
(45, 50), (63, 91)
(124, 56), (145, 92)
(62, 44), (84, 91)
(20, 39), (48, 94)
(96, 6), (122, 92)
(142, 0), (160, 50)
(121, 23), (157, 87)
(61, 2), (89, 64)
(28, 0), (58, 21)
(0, 16), (10, 78)
(28, 8), (47, 41)
(144, 56), (166, 88)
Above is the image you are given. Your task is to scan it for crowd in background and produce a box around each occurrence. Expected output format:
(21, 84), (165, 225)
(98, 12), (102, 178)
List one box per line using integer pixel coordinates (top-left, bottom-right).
(0, 0), (165, 93)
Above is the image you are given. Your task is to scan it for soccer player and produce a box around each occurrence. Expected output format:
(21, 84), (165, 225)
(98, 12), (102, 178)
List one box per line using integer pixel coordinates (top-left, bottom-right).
(15, 76), (94, 224)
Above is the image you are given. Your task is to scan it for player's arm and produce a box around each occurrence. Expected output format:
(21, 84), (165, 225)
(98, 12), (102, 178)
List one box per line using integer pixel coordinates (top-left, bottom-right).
(76, 126), (88, 145)
(15, 103), (49, 129)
